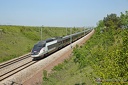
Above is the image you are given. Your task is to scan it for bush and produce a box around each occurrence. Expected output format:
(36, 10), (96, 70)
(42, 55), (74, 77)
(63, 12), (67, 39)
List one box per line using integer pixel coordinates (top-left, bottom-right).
(53, 64), (64, 71)
(73, 28), (128, 83)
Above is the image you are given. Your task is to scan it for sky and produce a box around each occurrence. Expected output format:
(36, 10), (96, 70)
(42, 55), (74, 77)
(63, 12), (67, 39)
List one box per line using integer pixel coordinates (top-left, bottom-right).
(0, 0), (128, 27)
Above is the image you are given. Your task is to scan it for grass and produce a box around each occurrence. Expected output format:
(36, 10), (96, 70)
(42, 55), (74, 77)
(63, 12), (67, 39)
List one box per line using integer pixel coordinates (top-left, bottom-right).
(42, 57), (96, 85)
(0, 26), (35, 62)
(0, 25), (82, 63)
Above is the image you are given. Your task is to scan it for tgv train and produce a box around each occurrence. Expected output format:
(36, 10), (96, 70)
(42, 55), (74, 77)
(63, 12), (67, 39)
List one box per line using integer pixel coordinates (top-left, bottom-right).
(31, 29), (92, 59)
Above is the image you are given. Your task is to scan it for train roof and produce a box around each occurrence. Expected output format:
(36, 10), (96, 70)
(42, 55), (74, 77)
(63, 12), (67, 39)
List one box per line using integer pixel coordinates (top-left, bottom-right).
(45, 38), (56, 42)
(63, 31), (84, 39)
(35, 37), (61, 45)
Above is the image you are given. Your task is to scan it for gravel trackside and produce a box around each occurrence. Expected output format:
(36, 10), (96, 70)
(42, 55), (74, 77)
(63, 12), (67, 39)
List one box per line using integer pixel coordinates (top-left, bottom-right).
(0, 29), (94, 85)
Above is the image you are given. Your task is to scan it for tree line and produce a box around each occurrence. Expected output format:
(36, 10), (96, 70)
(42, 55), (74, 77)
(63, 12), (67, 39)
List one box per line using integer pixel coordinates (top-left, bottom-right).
(97, 11), (128, 31)
(73, 10), (128, 84)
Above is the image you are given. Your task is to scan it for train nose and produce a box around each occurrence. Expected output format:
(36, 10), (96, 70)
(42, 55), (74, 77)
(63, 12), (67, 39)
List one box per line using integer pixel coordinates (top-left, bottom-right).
(31, 51), (39, 55)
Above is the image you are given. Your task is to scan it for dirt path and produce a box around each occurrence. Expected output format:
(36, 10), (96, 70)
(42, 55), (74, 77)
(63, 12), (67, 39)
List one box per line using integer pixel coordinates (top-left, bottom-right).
(23, 29), (95, 85)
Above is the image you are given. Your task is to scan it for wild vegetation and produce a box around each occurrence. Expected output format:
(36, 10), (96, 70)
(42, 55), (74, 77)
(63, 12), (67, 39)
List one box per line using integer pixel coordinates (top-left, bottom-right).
(42, 11), (128, 85)
(0, 25), (82, 63)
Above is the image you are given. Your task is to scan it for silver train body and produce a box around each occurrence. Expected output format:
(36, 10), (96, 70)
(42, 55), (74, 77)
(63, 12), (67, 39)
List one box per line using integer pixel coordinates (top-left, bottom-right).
(31, 29), (92, 59)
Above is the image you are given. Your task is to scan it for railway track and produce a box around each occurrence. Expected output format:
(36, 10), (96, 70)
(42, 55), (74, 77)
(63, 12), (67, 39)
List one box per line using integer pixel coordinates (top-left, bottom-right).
(0, 61), (37, 82)
(0, 54), (38, 82)
(0, 54), (30, 69)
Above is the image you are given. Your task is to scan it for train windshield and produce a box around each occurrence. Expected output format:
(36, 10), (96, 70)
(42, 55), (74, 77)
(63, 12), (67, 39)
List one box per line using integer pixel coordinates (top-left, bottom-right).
(32, 42), (46, 53)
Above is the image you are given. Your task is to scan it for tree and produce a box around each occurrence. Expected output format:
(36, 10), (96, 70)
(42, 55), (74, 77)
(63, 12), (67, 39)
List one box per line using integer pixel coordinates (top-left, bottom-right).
(103, 13), (121, 30)
(96, 20), (105, 33)
(120, 11), (128, 28)
(97, 20), (104, 28)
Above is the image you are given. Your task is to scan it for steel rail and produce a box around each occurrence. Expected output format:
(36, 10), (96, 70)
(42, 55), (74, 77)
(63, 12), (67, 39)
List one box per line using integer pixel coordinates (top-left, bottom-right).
(0, 54), (30, 69)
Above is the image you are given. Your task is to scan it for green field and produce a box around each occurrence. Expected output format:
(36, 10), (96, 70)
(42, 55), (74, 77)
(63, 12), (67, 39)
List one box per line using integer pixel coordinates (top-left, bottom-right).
(0, 25), (82, 63)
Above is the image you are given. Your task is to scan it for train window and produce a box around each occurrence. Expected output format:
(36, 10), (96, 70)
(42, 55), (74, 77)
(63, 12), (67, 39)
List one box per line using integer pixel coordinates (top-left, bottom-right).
(47, 43), (58, 50)
(32, 43), (46, 53)
(32, 45), (42, 53)
(38, 44), (45, 47)
(37, 41), (46, 47)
